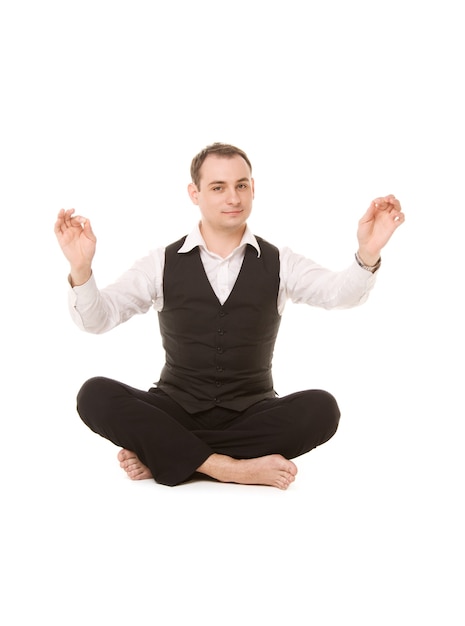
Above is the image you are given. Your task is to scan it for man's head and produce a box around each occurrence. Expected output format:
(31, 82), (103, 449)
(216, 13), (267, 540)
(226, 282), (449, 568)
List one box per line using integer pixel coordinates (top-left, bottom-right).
(188, 143), (254, 237)
(190, 143), (252, 189)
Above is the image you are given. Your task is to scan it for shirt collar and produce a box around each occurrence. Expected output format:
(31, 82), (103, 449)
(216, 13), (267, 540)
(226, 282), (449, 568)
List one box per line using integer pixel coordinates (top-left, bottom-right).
(178, 223), (261, 257)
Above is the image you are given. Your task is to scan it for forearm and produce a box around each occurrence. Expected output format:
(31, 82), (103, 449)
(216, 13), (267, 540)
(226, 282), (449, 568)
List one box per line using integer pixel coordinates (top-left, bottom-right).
(68, 255), (162, 333)
(302, 262), (377, 309)
(68, 274), (117, 333)
(280, 248), (377, 311)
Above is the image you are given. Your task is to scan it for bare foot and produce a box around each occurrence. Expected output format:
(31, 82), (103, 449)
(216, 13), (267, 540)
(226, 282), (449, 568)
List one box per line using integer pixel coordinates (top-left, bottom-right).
(117, 449), (153, 480)
(197, 453), (298, 490)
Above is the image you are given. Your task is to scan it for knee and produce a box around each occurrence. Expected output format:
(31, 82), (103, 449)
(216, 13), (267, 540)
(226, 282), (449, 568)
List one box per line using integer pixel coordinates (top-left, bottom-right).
(77, 376), (108, 405)
(281, 389), (341, 458)
(315, 389), (341, 442)
(76, 376), (115, 423)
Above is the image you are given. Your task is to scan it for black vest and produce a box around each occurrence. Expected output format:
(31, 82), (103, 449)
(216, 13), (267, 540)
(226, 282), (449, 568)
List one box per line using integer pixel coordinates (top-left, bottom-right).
(156, 236), (282, 413)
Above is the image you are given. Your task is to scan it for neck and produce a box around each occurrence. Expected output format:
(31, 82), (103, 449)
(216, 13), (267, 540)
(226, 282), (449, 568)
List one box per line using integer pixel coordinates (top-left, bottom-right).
(199, 222), (246, 258)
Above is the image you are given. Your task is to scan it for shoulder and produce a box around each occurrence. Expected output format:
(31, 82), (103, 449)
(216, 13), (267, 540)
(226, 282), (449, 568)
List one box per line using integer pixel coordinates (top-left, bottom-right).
(254, 235), (280, 256)
(165, 235), (188, 254)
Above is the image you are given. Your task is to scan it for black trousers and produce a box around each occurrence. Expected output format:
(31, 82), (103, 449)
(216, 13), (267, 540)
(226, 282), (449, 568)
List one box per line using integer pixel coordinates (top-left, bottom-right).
(76, 377), (341, 486)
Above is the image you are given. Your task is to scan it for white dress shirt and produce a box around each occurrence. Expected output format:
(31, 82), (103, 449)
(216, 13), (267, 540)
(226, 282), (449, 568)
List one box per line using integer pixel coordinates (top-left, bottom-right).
(69, 224), (377, 333)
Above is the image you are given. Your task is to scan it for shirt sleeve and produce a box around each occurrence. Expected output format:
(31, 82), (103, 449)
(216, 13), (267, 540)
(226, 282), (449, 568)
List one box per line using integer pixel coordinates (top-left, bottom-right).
(278, 246), (377, 314)
(68, 248), (165, 333)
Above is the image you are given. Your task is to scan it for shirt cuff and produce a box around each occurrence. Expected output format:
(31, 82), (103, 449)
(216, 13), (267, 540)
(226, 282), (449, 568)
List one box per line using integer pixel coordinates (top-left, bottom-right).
(68, 272), (99, 310)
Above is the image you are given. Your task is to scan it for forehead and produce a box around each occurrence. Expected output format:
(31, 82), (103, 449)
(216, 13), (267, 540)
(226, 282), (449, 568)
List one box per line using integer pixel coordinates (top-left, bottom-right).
(199, 154), (251, 184)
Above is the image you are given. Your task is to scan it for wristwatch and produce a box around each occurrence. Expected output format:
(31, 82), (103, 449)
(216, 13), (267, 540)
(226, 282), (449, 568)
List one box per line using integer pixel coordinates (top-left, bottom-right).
(355, 252), (381, 273)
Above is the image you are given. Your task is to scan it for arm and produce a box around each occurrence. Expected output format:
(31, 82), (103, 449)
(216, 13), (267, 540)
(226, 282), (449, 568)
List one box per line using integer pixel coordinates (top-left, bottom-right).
(54, 208), (96, 286)
(55, 208), (163, 333)
(68, 260), (161, 333)
(280, 249), (377, 311)
(279, 195), (405, 311)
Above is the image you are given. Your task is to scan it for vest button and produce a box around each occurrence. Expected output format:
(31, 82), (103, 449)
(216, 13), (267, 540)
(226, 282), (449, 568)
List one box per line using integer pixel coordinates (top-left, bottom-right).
(217, 328), (225, 335)
(216, 347), (223, 353)
(215, 381), (222, 387)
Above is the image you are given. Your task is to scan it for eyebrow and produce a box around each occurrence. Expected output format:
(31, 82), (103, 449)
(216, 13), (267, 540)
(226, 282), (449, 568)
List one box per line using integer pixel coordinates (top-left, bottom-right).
(207, 177), (250, 187)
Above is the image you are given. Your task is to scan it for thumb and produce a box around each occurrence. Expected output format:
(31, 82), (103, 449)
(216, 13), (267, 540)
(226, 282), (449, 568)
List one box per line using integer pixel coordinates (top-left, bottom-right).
(81, 218), (97, 242)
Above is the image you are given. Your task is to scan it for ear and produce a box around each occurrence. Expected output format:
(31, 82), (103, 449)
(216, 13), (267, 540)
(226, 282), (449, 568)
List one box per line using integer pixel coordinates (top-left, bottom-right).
(251, 177), (255, 199)
(188, 182), (199, 205)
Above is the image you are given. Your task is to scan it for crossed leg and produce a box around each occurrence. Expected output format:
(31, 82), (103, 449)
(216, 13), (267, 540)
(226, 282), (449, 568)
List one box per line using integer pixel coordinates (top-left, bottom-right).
(118, 448), (297, 490)
(79, 378), (339, 490)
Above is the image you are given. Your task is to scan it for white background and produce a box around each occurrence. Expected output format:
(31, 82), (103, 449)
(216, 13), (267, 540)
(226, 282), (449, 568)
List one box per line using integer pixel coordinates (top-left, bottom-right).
(1, 1), (463, 624)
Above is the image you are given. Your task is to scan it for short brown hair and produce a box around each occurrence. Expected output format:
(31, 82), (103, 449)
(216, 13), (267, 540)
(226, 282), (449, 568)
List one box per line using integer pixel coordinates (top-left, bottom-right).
(190, 142), (252, 189)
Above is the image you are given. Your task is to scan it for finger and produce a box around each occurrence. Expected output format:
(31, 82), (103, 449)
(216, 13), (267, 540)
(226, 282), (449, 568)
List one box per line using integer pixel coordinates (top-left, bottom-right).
(374, 195), (402, 214)
(374, 194), (397, 202)
(62, 209), (74, 230)
(55, 208), (73, 235)
(358, 201), (377, 223)
(81, 217), (96, 241)
(70, 215), (87, 227)
(382, 195), (402, 212)
(373, 198), (391, 211)
(392, 211), (405, 226)
(54, 210), (65, 234)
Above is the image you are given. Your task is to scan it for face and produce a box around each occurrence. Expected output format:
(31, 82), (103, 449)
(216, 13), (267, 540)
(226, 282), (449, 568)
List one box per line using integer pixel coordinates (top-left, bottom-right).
(188, 154), (254, 235)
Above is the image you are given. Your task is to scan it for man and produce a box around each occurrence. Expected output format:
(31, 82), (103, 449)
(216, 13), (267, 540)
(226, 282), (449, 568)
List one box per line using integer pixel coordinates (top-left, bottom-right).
(54, 142), (404, 490)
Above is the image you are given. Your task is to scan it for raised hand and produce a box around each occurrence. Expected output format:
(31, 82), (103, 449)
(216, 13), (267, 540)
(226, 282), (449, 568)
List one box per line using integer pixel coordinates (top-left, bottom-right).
(54, 208), (97, 285)
(357, 195), (405, 265)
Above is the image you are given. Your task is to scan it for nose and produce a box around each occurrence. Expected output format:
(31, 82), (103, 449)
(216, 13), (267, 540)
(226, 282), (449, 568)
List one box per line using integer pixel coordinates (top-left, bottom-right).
(226, 187), (240, 205)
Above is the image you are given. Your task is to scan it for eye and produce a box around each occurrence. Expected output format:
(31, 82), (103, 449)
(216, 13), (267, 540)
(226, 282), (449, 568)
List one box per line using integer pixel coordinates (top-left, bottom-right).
(212, 186), (223, 192)
(237, 183), (248, 189)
